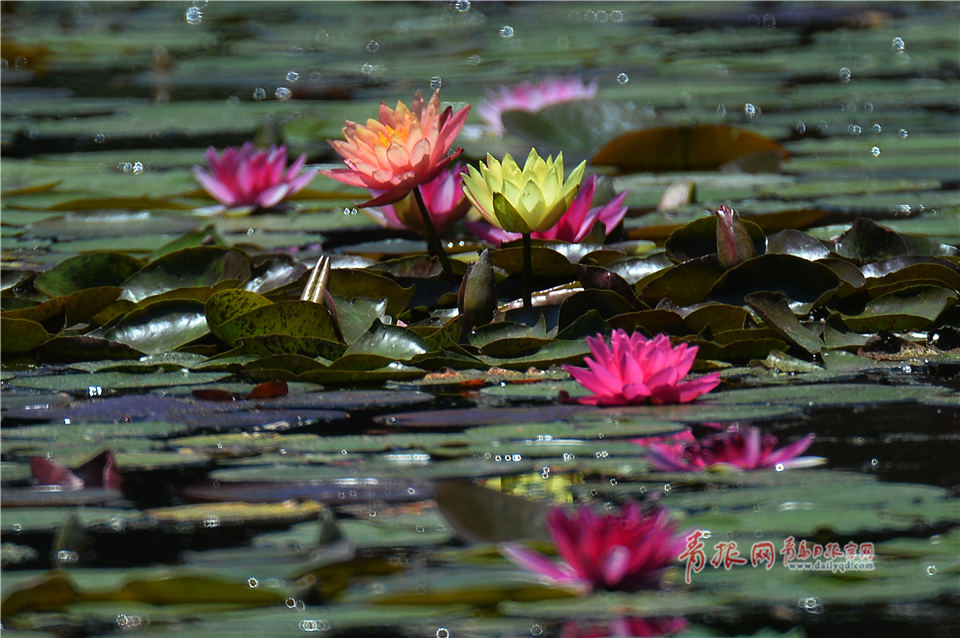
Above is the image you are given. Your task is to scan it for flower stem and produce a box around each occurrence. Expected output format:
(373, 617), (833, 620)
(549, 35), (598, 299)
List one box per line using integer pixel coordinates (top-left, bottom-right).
(412, 185), (454, 279)
(522, 232), (532, 310)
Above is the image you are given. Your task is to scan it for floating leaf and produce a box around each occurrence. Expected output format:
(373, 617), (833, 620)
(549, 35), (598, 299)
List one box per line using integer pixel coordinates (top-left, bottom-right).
(592, 124), (788, 173)
(3, 287), (122, 332)
(841, 285), (958, 332)
(328, 268), (414, 317)
(100, 299), (209, 354)
(34, 252), (143, 297)
(639, 256), (726, 307)
(709, 254), (840, 313)
(120, 246), (251, 304)
(1, 317), (50, 353)
(213, 300), (340, 347)
(745, 291), (823, 354)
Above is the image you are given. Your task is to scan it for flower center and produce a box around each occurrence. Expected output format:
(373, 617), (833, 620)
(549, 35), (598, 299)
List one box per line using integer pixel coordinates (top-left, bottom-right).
(376, 123), (410, 148)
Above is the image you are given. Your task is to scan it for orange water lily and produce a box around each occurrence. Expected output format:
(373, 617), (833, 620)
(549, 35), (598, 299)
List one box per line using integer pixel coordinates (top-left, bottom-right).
(322, 90), (470, 208)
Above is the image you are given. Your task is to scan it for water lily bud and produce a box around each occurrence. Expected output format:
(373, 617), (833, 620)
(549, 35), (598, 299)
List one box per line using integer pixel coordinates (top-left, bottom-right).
(457, 248), (496, 332)
(715, 203), (757, 268)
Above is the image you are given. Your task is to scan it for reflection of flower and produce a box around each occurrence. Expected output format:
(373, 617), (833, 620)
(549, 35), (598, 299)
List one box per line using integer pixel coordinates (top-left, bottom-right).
(647, 424), (819, 472)
(193, 143), (317, 209)
(322, 90), (470, 208)
(502, 502), (683, 592)
(461, 148), (586, 234)
(563, 330), (721, 406)
(478, 77), (598, 134)
(558, 616), (688, 638)
(30, 450), (122, 490)
(466, 175), (628, 244)
(366, 165), (470, 235)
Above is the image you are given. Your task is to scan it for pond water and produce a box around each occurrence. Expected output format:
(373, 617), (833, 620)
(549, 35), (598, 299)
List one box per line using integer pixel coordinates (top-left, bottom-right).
(2, 2), (959, 637)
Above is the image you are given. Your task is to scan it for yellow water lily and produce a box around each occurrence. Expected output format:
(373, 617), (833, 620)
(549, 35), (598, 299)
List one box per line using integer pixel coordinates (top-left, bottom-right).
(461, 148), (586, 234)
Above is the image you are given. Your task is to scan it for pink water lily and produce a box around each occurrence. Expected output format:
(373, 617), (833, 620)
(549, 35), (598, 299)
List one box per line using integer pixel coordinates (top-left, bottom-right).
(478, 77), (598, 135)
(466, 175), (628, 244)
(502, 502), (683, 592)
(193, 142), (317, 209)
(646, 424), (820, 472)
(366, 165), (471, 235)
(563, 330), (722, 406)
(558, 617), (689, 638)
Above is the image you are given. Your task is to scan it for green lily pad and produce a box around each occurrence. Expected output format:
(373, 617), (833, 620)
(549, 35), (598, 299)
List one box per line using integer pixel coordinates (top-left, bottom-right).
(841, 285), (958, 332)
(709, 254), (840, 313)
(99, 299), (209, 354)
(213, 300), (340, 347)
(34, 252), (143, 297)
(0, 317), (50, 353)
(120, 246), (251, 304)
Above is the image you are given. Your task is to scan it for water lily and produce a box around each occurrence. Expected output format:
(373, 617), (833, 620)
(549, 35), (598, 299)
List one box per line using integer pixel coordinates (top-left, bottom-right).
(502, 502), (683, 592)
(366, 165), (471, 235)
(322, 89), (470, 209)
(193, 142), (316, 209)
(646, 424), (820, 472)
(562, 330), (722, 406)
(462, 148), (586, 307)
(478, 77), (598, 135)
(462, 147), (586, 234)
(466, 175), (628, 244)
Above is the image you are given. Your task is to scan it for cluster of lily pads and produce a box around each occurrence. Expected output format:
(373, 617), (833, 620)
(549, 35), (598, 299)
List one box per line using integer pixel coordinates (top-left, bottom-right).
(3, 75), (959, 634)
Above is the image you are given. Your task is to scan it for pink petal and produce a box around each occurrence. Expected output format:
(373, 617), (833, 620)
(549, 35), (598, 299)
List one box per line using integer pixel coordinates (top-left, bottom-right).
(500, 543), (572, 582)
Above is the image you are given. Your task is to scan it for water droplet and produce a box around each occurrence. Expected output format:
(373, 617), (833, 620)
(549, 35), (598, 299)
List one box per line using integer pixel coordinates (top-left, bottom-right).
(848, 124), (862, 135)
(315, 30), (329, 44)
(864, 102), (874, 112)
(663, 483), (672, 493)
(275, 87), (292, 101)
(609, 478), (618, 485)
(366, 40), (380, 53)
(873, 123), (883, 133)
(185, 5), (203, 24)
(870, 457), (879, 468)
(871, 146), (881, 157)
(94, 132), (105, 143)
(596, 10), (609, 23)
(467, 54), (481, 65)
(610, 10), (623, 22)
(716, 103), (726, 118)
(430, 75), (442, 90)
(247, 577), (259, 588)
(839, 67), (852, 82)
(775, 463), (785, 472)
(926, 563), (937, 575)
(892, 36), (905, 52)
(88, 385), (103, 397)
(452, 0), (470, 12)
(898, 204), (912, 215)
(799, 596), (824, 614)
(796, 120), (806, 134)
(57, 549), (79, 564)
(499, 25), (514, 38)
(132, 161), (143, 175)
(63, 418), (72, 425)
(436, 628), (450, 638)
(286, 71), (299, 82)
(762, 13), (776, 27)
(616, 72), (629, 85)
(744, 103), (759, 119)
(360, 63), (374, 75)
(898, 128), (909, 138)
(530, 624), (544, 636)
(252, 87), (266, 101)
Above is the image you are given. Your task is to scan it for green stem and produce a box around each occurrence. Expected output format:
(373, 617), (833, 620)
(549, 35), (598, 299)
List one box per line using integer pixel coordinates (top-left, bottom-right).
(522, 232), (532, 310)
(412, 185), (454, 279)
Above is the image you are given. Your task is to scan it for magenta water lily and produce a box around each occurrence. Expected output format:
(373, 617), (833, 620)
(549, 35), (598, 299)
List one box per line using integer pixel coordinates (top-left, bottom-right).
(478, 77), (598, 135)
(563, 330), (722, 406)
(366, 165), (471, 235)
(193, 142), (317, 209)
(646, 424), (821, 472)
(502, 502), (684, 592)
